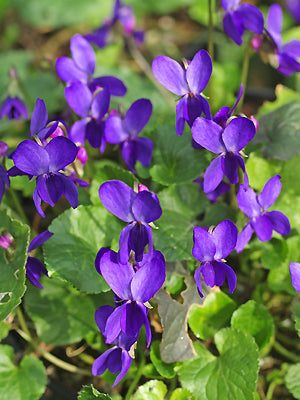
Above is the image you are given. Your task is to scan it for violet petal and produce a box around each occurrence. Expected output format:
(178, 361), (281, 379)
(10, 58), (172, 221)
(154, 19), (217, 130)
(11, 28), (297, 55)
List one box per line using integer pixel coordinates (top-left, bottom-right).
(235, 223), (254, 253)
(212, 220), (237, 259)
(123, 99), (152, 136)
(258, 175), (282, 210)
(186, 49), (212, 94)
(99, 180), (136, 222)
(152, 56), (188, 96)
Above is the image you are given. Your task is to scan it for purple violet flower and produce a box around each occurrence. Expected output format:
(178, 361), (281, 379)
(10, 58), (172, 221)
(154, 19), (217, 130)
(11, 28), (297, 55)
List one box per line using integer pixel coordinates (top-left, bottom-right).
(286, 0), (300, 24)
(99, 180), (162, 264)
(96, 249), (165, 345)
(66, 82), (110, 151)
(0, 165), (10, 205)
(213, 84), (243, 128)
(265, 4), (300, 75)
(192, 220), (238, 297)
(0, 96), (29, 121)
(192, 116), (256, 193)
(105, 99), (153, 173)
(194, 177), (230, 203)
(26, 230), (53, 288)
(92, 305), (137, 387)
(221, 0), (264, 45)
(289, 262), (300, 292)
(30, 98), (59, 140)
(10, 136), (79, 217)
(86, 0), (144, 49)
(56, 34), (127, 96)
(152, 50), (212, 135)
(236, 175), (291, 253)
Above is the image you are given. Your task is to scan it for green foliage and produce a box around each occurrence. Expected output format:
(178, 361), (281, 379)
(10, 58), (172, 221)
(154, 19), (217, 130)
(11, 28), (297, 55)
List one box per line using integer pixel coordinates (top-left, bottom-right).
(11, 0), (113, 28)
(231, 300), (274, 351)
(155, 276), (209, 363)
(0, 210), (29, 321)
(149, 125), (211, 186)
(0, 320), (10, 340)
(188, 291), (236, 340)
(24, 277), (97, 345)
(131, 380), (168, 400)
(253, 102), (300, 160)
(43, 205), (123, 293)
(0, 345), (47, 400)
(170, 388), (196, 400)
(176, 328), (259, 400)
(78, 385), (112, 400)
(90, 160), (136, 206)
(285, 363), (300, 399)
(150, 341), (176, 379)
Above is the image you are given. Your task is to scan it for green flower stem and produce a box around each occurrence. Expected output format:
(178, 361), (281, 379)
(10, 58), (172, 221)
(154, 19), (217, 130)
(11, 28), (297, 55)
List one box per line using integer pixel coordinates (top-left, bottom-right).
(16, 306), (32, 340)
(208, 0), (214, 107)
(124, 349), (146, 400)
(265, 378), (284, 400)
(236, 39), (252, 114)
(166, 376), (177, 400)
(277, 332), (300, 349)
(273, 340), (300, 363)
(9, 187), (29, 225)
(126, 37), (174, 107)
(17, 329), (92, 376)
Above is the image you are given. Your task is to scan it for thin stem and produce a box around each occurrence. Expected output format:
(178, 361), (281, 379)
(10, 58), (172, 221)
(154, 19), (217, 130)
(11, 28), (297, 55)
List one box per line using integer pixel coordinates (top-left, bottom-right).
(126, 37), (174, 107)
(265, 379), (284, 400)
(166, 376), (177, 400)
(9, 187), (29, 225)
(277, 332), (300, 349)
(16, 307), (32, 339)
(237, 40), (252, 114)
(17, 329), (92, 376)
(273, 340), (300, 363)
(124, 350), (146, 400)
(208, 0), (214, 106)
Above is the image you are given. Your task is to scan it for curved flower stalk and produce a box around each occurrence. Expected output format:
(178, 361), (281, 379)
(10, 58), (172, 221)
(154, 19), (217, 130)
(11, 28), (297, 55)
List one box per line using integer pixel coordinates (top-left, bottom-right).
(99, 180), (162, 264)
(236, 175), (291, 252)
(66, 81), (110, 151)
(191, 116), (256, 193)
(192, 220), (238, 297)
(221, 0), (264, 45)
(85, 0), (144, 49)
(9, 136), (79, 217)
(0, 96), (28, 121)
(105, 99), (153, 173)
(92, 305), (138, 387)
(26, 230), (53, 288)
(152, 49), (212, 135)
(0, 142), (10, 205)
(96, 249), (165, 345)
(56, 34), (127, 96)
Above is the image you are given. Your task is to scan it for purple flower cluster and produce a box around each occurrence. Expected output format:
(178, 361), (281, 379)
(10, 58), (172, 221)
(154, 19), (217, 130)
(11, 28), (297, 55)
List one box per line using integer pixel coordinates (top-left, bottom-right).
(221, 0), (264, 45)
(85, 0), (144, 48)
(93, 180), (165, 385)
(251, 4), (300, 75)
(152, 44), (291, 297)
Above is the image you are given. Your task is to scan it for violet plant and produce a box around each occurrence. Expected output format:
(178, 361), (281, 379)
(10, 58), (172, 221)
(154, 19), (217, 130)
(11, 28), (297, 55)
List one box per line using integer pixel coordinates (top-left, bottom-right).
(1, 1), (300, 400)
